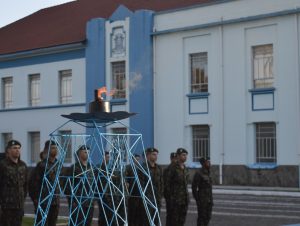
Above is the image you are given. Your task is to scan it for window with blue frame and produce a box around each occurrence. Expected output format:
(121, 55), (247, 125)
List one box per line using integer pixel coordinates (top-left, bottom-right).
(29, 74), (40, 107)
(2, 77), (13, 109)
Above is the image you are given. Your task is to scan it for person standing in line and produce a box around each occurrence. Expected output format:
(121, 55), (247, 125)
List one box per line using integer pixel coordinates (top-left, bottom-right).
(192, 157), (213, 226)
(0, 140), (28, 226)
(29, 140), (60, 226)
(164, 148), (189, 226)
(125, 154), (144, 226)
(67, 145), (95, 226)
(163, 152), (177, 226)
(142, 148), (163, 226)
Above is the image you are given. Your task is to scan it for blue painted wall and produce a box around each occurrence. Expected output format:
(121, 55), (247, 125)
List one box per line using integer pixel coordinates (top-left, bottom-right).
(85, 18), (106, 163)
(129, 10), (154, 149)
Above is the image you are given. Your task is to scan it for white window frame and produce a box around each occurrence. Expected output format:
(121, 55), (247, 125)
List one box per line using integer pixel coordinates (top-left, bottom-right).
(29, 74), (40, 106)
(111, 62), (126, 99)
(192, 125), (210, 162)
(2, 77), (13, 109)
(255, 122), (277, 163)
(29, 132), (40, 164)
(252, 44), (274, 88)
(190, 52), (208, 93)
(59, 70), (72, 104)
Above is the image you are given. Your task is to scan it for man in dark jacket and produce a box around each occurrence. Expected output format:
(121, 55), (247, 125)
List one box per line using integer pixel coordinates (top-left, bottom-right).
(192, 157), (213, 226)
(29, 140), (60, 226)
(164, 148), (189, 226)
(163, 152), (177, 226)
(0, 140), (27, 226)
(67, 145), (94, 226)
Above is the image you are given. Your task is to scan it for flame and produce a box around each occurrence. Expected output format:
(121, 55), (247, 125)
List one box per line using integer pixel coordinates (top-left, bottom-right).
(97, 87), (107, 99)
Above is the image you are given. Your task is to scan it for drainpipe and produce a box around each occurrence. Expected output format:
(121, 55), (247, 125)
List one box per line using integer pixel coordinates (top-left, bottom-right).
(295, 14), (300, 189)
(219, 18), (225, 185)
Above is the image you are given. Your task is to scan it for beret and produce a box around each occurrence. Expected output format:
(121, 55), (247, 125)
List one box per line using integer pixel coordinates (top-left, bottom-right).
(145, 147), (159, 153)
(170, 152), (177, 158)
(176, 148), (188, 155)
(77, 145), (90, 153)
(6, 140), (21, 148)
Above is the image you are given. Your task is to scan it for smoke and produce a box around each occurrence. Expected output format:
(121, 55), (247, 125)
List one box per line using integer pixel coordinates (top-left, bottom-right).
(129, 72), (142, 93)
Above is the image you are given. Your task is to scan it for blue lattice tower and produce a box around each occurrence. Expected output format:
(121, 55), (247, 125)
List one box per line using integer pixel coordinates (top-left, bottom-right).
(34, 112), (161, 226)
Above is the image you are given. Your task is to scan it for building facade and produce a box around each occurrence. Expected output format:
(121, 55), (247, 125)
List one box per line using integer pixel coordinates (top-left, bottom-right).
(154, 0), (300, 186)
(0, 0), (300, 186)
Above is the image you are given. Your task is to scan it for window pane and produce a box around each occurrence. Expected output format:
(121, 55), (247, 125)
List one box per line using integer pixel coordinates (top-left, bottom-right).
(253, 44), (274, 88)
(29, 74), (40, 106)
(59, 70), (72, 104)
(111, 62), (126, 99)
(192, 125), (210, 162)
(190, 53), (208, 93)
(2, 132), (12, 152)
(2, 77), (13, 108)
(111, 128), (127, 162)
(29, 132), (40, 163)
(256, 122), (276, 163)
(60, 130), (72, 163)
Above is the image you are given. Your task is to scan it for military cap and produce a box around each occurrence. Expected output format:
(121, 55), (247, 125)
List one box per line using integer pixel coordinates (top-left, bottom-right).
(170, 152), (177, 159)
(134, 154), (141, 158)
(6, 140), (21, 148)
(176, 148), (188, 155)
(199, 157), (210, 165)
(145, 147), (159, 153)
(76, 145), (90, 154)
(44, 140), (57, 149)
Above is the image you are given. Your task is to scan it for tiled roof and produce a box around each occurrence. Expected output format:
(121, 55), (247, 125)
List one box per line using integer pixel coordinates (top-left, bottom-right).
(0, 0), (215, 55)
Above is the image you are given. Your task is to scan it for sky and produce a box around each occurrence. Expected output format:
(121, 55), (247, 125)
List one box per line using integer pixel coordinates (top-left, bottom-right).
(0, 0), (75, 28)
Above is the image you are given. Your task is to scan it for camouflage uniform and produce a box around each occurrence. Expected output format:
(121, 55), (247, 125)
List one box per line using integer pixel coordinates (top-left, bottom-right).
(66, 162), (95, 226)
(125, 163), (144, 226)
(163, 161), (177, 226)
(29, 159), (60, 226)
(0, 157), (27, 226)
(97, 163), (125, 226)
(192, 167), (213, 226)
(141, 161), (163, 226)
(164, 162), (189, 226)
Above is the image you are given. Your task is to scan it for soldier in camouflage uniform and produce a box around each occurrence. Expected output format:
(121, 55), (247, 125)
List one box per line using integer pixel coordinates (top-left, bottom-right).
(142, 148), (163, 226)
(29, 140), (60, 226)
(0, 140), (27, 226)
(163, 152), (177, 226)
(66, 145), (95, 226)
(125, 154), (144, 226)
(164, 148), (189, 226)
(192, 157), (213, 226)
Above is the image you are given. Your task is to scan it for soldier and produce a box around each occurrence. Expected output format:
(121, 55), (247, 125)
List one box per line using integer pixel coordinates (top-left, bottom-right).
(0, 140), (28, 226)
(163, 152), (177, 226)
(192, 157), (213, 226)
(125, 154), (144, 226)
(97, 151), (111, 226)
(67, 145), (95, 226)
(142, 148), (163, 226)
(164, 148), (189, 226)
(29, 140), (60, 226)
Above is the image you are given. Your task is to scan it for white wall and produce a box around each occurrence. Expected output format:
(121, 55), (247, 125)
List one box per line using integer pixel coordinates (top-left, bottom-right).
(154, 0), (300, 166)
(0, 58), (86, 164)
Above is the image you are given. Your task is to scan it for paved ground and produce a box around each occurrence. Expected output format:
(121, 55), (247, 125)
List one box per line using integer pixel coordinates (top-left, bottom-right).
(24, 185), (300, 226)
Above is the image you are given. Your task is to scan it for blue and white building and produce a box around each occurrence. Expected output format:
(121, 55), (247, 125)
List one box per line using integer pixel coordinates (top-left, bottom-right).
(1, 0), (300, 186)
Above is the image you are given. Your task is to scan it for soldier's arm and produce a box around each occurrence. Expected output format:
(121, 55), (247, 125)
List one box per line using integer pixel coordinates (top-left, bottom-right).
(24, 164), (28, 198)
(192, 172), (200, 201)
